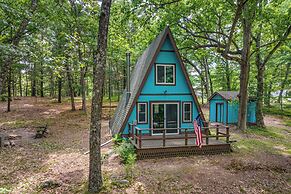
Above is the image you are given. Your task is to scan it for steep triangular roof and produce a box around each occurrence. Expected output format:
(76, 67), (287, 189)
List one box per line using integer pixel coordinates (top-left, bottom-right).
(110, 27), (205, 135)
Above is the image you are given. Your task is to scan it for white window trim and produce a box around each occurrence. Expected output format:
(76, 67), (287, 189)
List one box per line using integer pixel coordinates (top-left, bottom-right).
(183, 102), (192, 122)
(137, 102), (147, 124)
(155, 64), (176, 85)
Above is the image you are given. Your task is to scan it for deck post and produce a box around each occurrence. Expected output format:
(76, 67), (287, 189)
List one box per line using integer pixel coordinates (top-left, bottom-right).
(226, 126), (229, 143)
(135, 127), (138, 145)
(139, 130), (142, 148)
(128, 124), (131, 138)
(206, 128), (209, 145)
(132, 124), (135, 138)
(185, 128), (188, 145)
(216, 125), (219, 140)
(163, 129), (166, 147)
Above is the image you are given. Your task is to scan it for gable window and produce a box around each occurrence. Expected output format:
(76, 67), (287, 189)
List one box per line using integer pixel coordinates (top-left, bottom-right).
(183, 102), (192, 122)
(137, 102), (147, 123)
(155, 64), (175, 85)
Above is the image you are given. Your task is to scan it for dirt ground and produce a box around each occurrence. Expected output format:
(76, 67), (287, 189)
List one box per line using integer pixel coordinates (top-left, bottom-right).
(0, 97), (290, 193)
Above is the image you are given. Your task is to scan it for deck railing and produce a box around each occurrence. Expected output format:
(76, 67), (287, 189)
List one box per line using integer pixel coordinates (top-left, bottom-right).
(129, 124), (230, 149)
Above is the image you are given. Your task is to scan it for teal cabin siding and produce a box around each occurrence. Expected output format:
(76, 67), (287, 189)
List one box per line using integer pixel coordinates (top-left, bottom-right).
(209, 95), (228, 125)
(247, 101), (256, 123)
(110, 27), (206, 136)
(228, 102), (239, 123)
(122, 37), (200, 135)
(209, 93), (256, 125)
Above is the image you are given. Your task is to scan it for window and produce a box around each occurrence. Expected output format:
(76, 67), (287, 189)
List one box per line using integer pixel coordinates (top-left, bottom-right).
(137, 102), (147, 123)
(155, 64), (175, 85)
(183, 102), (192, 122)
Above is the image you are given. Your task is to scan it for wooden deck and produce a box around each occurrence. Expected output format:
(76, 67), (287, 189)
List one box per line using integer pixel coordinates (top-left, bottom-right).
(130, 135), (227, 148)
(128, 124), (232, 159)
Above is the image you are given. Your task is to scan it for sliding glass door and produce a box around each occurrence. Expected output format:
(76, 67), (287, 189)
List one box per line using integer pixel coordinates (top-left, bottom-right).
(151, 102), (179, 135)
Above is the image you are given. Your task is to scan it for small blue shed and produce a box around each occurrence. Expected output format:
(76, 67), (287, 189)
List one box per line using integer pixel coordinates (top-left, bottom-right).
(208, 91), (256, 125)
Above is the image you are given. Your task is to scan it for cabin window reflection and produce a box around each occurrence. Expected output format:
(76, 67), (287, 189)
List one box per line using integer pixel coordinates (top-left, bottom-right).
(137, 102), (147, 124)
(155, 64), (175, 85)
(183, 102), (192, 122)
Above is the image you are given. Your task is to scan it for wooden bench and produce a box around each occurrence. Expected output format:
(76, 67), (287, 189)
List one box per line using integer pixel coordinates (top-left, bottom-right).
(35, 124), (48, 138)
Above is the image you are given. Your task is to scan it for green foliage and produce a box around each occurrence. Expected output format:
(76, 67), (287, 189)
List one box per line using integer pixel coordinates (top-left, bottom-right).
(0, 187), (11, 194)
(114, 138), (137, 179)
(229, 98), (239, 105)
(115, 140), (136, 164)
(0, 94), (7, 101)
(112, 133), (124, 146)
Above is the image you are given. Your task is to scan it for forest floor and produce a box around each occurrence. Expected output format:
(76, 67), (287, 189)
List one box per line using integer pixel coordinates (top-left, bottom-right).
(0, 97), (290, 194)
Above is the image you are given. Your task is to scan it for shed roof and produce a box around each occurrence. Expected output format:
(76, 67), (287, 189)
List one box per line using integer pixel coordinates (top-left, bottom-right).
(208, 91), (239, 101)
(109, 26), (205, 135)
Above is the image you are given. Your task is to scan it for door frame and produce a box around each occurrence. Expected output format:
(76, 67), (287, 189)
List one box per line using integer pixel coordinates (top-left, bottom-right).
(215, 102), (224, 123)
(150, 102), (180, 136)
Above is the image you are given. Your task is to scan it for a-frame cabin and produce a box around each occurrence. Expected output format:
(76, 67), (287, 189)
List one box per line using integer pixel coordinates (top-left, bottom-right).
(110, 27), (231, 159)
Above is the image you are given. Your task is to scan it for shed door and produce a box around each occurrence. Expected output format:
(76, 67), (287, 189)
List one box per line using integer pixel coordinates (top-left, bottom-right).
(216, 103), (224, 123)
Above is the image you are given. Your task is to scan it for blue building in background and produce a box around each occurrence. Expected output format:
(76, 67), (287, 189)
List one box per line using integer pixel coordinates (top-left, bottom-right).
(208, 91), (257, 125)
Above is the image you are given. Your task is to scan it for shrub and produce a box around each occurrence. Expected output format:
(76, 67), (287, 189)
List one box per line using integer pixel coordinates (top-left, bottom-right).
(114, 140), (137, 180)
(112, 134), (124, 146)
(0, 94), (7, 102)
(115, 140), (136, 164)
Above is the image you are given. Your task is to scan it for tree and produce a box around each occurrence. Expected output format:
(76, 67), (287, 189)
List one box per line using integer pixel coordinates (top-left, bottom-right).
(252, 0), (291, 127)
(88, 0), (112, 193)
(0, 0), (38, 111)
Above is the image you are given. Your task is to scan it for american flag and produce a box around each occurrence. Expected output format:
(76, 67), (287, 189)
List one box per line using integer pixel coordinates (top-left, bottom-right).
(194, 115), (203, 148)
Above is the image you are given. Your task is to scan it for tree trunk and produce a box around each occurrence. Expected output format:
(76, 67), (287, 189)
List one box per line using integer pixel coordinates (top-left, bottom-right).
(65, 63), (76, 111)
(225, 60), (231, 91)
(7, 67), (11, 112)
(25, 70), (28, 96)
(31, 64), (36, 97)
(237, 1), (253, 131)
(203, 58), (210, 98)
(19, 70), (22, 97)
(278, 63), (290, 107)
(201, 79), (204, 104)
(40, 62), (44, 97)
(0, 65), (8, 98)
(265, 64), (280, 106)
(79, 45), (87, 112)
(0, 0), (38, 100)
(88, 0), (112, 192)
(80, 67), (87, 111)
(12, 72), (16, 97)
(255, 27), (265, 127)
(49, 71), (54, 97)
(208, 65), (214, 95)
(58, 77), (62, 103)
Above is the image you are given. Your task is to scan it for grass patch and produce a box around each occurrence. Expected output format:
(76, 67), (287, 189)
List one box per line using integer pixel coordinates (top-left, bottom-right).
(283, 117), (291, 127)
(0, 120), (33, 129)
(263, 105), (291, 117)
(246, 126), (285, 139)
(0, 119), (52, 129)
(232, 126), (291, 155)
(33, 140), (63, 151)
